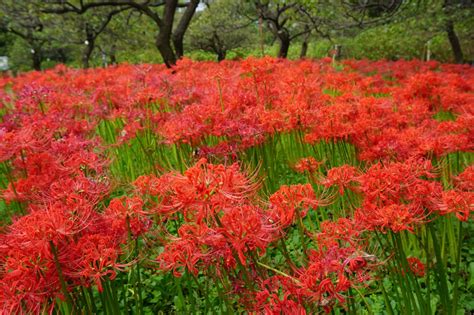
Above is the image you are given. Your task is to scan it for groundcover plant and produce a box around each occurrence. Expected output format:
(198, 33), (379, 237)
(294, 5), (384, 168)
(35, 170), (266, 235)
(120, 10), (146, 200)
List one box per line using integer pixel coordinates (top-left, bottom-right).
(0, 57), (473, 314)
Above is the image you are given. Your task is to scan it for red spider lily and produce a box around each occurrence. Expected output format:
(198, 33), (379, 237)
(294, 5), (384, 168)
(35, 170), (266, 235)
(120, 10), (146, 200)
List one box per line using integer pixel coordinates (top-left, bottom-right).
(356, 158), (441, 212)
(293, 245), (373, 313)
(406, 257), (425, 278)
(320, 165), (360, 195)
(0, 258), (58, 314)
(133, 173), (166, 197)
(157, 224), (212, 277)
(293, 157), (322, 174)
(149, 159), (259, 223)
(218, 205), (278, 265)
(454, 166), (474, 191)
(317, 218), (362, 249)
(347, 257), (367, 272)
(255, 291), (307, 315)
(355, 204), (428, 233)
(158, 205), (278, 275)
(62, 234), (125, 292)
(268, 184), (323, 228)
(436, 190), (473, 221)
(105, 196), (151, 238)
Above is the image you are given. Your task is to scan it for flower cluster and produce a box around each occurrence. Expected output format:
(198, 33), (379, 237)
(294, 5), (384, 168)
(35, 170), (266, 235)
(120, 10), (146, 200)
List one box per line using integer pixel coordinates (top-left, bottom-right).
(0, 58), (472, 313)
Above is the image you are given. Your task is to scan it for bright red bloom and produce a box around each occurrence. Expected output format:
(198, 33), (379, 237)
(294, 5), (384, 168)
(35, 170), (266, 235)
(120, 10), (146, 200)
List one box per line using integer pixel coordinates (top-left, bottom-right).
(105, 196), (151, 237)
(293, 157), (322, 173)
(320, 165), (360, 195)
(454, 166), (474, 191)
(269, 183), (322, 228)
(64, 234), (123, 292)
(436, 190), (473, 221)
(406, 257), (425, 277)
(355, 204), (427, 233)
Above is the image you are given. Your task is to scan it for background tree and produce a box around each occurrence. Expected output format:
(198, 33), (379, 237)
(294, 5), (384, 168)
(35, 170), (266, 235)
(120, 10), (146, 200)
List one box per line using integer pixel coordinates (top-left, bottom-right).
(0, 1), (52, 70)
(187, 0), (256, 61)
(253, 1), (312, 58)
(440, 0), (473, 63)
(42, 0), (200, 67)
(65, 8), (130, 68)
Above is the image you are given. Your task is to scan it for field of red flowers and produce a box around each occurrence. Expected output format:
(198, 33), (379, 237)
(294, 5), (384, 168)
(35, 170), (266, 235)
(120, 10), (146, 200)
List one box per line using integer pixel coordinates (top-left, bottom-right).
(0, 57), (473, 314)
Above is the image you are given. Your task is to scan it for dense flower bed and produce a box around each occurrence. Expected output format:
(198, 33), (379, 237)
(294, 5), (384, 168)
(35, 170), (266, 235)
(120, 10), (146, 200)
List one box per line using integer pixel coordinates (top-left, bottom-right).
(0, 58), (473, 314)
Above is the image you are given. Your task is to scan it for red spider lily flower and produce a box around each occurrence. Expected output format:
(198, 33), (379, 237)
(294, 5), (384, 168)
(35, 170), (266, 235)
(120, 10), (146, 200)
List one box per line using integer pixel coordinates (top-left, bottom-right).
(453, 166), (474, 191)
(406, 257), (425, 278)
(133, 174), (165, 196)
(218, 205), (277, 265)
(320, 165), (360, 195)
(157, 224), (207, 277)
(260, 293), (307, 315)
(436, 190), (473, 221)
(105, 196), (151, 237)
(63, 234), (125, 292)
(158, 205), (277, 274)
(355, 158), (442, 225)
(250, 275), (306, 314)
(355, 204), (428, 233)
(293, 157), (322, 174)
(293, 245), (373, 313)
(0, 262), (58, 314)
(317, 218), (361, 249)
(347, 257), (367, 272)
(269, 183), (323, 228)
(148, 159), (259, 223)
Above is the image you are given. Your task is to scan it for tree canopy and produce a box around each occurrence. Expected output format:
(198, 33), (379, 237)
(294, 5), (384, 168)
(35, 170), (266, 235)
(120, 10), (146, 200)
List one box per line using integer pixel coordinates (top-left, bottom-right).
(0, 0), (472, 71)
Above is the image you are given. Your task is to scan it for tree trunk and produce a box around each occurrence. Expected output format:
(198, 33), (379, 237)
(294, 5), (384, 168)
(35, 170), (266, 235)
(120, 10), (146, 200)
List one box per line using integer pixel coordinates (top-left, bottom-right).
(82, 38), (95, 69)
(172, 0), (199, 59)
(217, 50), (226, 62)
(82, 24), (96, 69)
(301, 39), (310, 59)
(110, 45), (117, 65)
(156, 35), (177, 68)
(32, 50), (41, 71)
(300, 27), (310, 59)
(445, 20), (463, 63)
(278, 33), (290, 58)
(156, 0), (178, 67)
(57, 48), (68, 63)
(172, 36), (184, 60)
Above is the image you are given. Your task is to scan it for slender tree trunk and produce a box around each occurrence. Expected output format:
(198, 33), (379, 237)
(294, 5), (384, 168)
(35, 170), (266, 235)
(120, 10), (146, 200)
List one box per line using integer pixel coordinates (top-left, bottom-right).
(217, 50), (226, 62)
(445, 20), (463, 63)
(82, 24), (96, 69)
(278, 33), (290, 58)
(300, 27), (310, 59)
(172, 0), (199, 59)
(156, 0), (178, 67)
(171, 36), (184, 60)
(156, 35), (177, 68)
(82, 38), (95, 69)
(57, 48), (68, 63)
(110, 45), (117, 65)
(300, 41), (308, 59)
(32, 51), (42, 71)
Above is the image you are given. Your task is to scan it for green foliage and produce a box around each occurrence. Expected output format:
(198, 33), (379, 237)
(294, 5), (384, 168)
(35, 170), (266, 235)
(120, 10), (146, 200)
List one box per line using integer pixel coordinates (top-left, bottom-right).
(186, 0), (257, 61)
(340, 16), (474, 62)
(0, 0), (473, 70)
(6, 38), (32, 72)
